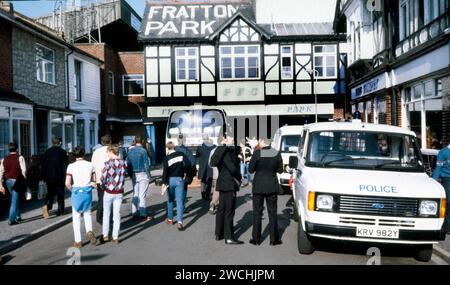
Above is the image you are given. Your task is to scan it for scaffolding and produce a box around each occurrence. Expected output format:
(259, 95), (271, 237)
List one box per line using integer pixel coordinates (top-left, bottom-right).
(36, 0), (121, 44)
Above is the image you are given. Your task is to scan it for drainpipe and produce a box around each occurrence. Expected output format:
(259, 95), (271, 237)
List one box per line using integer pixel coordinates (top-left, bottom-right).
(65, 48), (74, 110)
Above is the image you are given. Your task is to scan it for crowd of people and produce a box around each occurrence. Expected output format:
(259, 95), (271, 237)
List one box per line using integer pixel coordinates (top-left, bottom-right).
(0, 131), (286, 247)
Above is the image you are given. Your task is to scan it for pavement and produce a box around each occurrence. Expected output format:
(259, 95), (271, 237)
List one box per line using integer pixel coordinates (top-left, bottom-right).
(2, 176), (449, 265)
(0, 169), (162, 256)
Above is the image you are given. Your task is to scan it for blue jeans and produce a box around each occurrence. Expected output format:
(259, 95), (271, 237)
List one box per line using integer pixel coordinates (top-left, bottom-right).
(6, 179), (21, 223)
(167, 177), (185, 223)
(443, 178), (450, 231)
(240, 163), (249, 185)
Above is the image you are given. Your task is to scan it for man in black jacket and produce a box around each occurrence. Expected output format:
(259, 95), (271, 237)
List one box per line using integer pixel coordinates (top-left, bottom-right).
(195, 136), (216, 201)
(42, 137), (68, 218)
(210, 136), (243, 245)
(162, 142), (191, 231)
(248, 138), (283, 246)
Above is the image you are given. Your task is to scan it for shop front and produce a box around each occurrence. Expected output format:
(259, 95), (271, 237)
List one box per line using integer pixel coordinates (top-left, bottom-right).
(34, 106), (79, 155)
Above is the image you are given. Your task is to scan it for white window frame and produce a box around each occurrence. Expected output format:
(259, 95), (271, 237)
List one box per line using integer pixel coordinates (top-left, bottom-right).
(108, 71), (115, 95)
(280, 45), (294, 80)
(122, 74), (145, 97)
(219, 45), (261, 80)
(74, 59), (82, 102)
(49, 111), (75, 152)
(175, 47), (199, 82)
(313, 45), (337, 79)
(36, 43), (56, 85)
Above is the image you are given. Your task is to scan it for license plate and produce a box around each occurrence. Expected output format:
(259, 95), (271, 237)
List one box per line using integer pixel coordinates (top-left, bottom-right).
(356, 226), (399, 239)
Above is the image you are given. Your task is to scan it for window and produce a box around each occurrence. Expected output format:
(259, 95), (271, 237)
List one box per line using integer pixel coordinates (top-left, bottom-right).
(220, 45), (260, 80)
(108, 71), (115, 95)
(313, 45), (337, 78)
(76, 119), (85, 149)
(404, 78), (447, 150)
(122, 75), (144, 96)
(372, 12), (384, 51)
(51, 112), (74, 151)
(0, 118), (9, 159)
(36, 44), (55, 84)
(280, 46), (294, 80)
(74, 60), (82, 101)
(89, 120), (96, 149)
(175, 47), (199, 82)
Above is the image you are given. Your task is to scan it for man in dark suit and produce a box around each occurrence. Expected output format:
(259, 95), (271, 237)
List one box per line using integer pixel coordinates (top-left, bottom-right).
(42, 137), (68, 218)
(195, 136), (216, 201)
(210, 136), (243, 245)
(248, 138), (283, 246)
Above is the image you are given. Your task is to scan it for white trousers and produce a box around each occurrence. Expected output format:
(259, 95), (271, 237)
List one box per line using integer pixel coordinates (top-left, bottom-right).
(102, 192), (123, 239)
(132, 172), (150, 217)
(72, 208), (93, 243)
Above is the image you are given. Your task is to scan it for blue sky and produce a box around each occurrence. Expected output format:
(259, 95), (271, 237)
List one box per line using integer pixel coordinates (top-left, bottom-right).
(11, 0), (146, 18)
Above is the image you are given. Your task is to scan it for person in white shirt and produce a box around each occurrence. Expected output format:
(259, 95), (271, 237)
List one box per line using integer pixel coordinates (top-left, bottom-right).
(66, 147), (97, 248)
(91, 134), (112, 225)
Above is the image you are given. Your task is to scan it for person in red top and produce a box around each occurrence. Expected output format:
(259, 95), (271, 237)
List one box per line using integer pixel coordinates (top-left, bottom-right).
(0, 143), (27, 225)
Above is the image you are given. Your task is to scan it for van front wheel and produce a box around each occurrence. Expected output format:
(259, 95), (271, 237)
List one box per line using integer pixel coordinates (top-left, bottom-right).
(297, 221), (315, 254)
(414, 244), (433, 262)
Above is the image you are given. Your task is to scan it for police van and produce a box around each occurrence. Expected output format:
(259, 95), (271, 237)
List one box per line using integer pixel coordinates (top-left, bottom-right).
(289, 121), (446, 262)
(271, 126), (303, 193)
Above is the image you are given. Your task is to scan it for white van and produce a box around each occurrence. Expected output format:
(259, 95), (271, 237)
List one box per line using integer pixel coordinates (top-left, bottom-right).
(271, 126), (303, 192)
(289, 121), (446, 262)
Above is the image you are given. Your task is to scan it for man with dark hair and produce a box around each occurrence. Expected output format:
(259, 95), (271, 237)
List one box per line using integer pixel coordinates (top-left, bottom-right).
(42, 137), (68, 218)
(91, 134), (112, 224)
(210, 136), (243, 245)
(127, 135), (152, 221)
(0, 142), (27, 225)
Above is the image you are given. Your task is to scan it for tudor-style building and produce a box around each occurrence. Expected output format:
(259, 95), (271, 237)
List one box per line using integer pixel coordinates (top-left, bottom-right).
(139, 0), (348, 161)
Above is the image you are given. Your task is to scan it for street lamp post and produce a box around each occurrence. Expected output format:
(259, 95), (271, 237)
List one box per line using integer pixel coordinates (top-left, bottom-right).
(307, 69), (319, 123)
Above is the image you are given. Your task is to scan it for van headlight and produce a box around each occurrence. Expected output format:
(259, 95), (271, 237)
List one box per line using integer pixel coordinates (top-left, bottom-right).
(419, 200), (438, 216)
(316, 194), (334, 211)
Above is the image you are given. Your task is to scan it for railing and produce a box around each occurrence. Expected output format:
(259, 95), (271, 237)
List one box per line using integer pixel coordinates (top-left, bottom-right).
(395, 12), (449, 58)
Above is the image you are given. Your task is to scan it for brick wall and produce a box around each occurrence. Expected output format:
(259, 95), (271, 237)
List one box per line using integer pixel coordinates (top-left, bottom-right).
(385, 90), (392, 125)
(75, 44), (145, 138)
(12, 27), (66, 108)
(0, 19), (12, 90)
(396, 88), (402, 128)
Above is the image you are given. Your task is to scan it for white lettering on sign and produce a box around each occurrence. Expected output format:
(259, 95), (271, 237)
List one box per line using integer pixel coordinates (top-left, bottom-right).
(217, 82), (265, 102)
(144, 4), (241, 37)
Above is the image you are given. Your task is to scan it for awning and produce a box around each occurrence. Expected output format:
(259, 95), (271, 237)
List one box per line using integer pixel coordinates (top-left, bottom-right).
(0, 88), (34, 105)
(34, 104), (82, 115)
(106, 115), (143, 123)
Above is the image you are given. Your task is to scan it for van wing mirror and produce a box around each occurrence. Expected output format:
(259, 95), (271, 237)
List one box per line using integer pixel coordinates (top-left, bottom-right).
(289, 156), (298, 169)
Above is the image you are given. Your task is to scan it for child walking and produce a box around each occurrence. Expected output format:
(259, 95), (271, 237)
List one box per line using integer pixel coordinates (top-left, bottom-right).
(100, 145), (127, 244)
(65, 147), (97, 248)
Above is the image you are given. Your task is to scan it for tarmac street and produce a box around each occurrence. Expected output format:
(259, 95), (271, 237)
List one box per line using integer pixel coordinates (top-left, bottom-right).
(1, 180), (446, 265)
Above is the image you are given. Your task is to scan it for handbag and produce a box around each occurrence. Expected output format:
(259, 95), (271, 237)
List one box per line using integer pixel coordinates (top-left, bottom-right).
(13, 173), (27, 194)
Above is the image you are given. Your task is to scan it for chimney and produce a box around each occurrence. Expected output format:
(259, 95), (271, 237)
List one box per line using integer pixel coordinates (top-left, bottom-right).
(0, 1), (14, 14)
